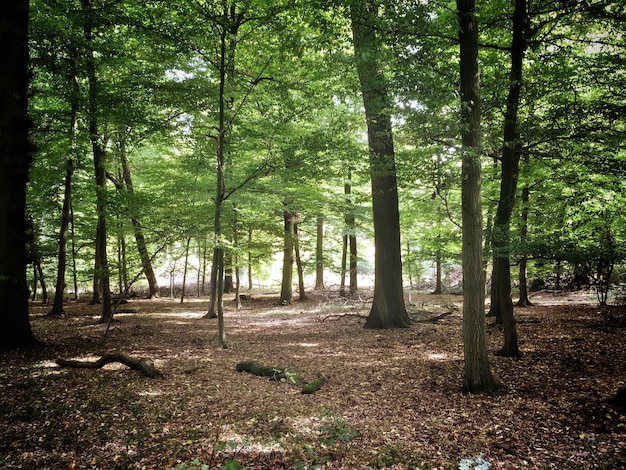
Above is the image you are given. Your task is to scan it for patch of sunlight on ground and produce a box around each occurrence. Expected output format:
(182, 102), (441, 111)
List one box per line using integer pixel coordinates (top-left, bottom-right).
(427, 352), (462, 361)
(428, 352), (448, 361)
(29, 360), (67, 378)
(138, 390), (164, 397)
(219, 424), (285, 454)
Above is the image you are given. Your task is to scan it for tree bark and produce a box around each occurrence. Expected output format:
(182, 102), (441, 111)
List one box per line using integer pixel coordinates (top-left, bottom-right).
(457, 0), (497, 394)
(490, 0), (527, 358)
(82, 0), (112, 323)
(118, 133), (159, 298)
(49, 66), (79, 316)
(350, 1), (409, 329)
(280, 211), (296, 305)
(0, 0), (37, 351)
(56, 351), (162, 378)
(315, 215), (325, 290)
(180, 237), (191, 303)
(517, 154), (532, 307)
(294, 222), (306, 301)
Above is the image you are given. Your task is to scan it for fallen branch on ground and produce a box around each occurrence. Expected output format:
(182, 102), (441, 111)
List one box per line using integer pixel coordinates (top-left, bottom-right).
(56, 351), (162, 378)
(236, 360), (326, 394)
(413, 310), (456, 324)
(321, 312), (368, 322)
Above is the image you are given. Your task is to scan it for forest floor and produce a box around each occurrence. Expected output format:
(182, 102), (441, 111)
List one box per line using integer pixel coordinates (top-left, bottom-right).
(1, 289), (625, 469)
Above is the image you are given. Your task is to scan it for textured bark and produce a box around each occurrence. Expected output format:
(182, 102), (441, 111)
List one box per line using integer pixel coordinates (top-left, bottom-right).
(340, 174), (358, 297)
(490, 0), (527, 358)
(48, 158), (74, 315)
(315, 215), (325, 290)
(457, 0), (497, 393)
(517, 155), (532, 307)
(49, 68), (79, 316)
(118, 136), (159, 298)
(280, 211), (296, 305)
(82, 0), (111, 323)
(0, 0), (37, 350)
(350, 1), (409, 329)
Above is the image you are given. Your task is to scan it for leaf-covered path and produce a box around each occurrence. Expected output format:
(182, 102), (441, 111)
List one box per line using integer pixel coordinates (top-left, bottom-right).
(1, 292), (625, 469)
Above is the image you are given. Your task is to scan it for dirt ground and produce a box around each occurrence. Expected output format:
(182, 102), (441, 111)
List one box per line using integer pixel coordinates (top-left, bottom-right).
(1, 290), (625, 469)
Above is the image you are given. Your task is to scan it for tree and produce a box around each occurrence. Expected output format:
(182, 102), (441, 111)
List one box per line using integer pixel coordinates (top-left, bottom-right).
(0, 0), (38, 350)
(457, 0), (497, 394)
(488, 0), (526, 357)
(82, 0), (112, 324)
(350, 0), (410, 329)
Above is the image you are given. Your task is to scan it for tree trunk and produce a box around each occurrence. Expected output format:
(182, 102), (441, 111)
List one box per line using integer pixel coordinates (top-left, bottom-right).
(0, 0), (38, 351)
(433, 241), (443, 295)
(224, 251), (233, 293)
(70, 199), (79, 300)
(247, 226), (253, 290)
(340, 233), (348, 296)
(315, 215), (325, 290)
(490, 0), (526, 358)
(180, 237), (191, 304)
(206, 247), (218, 318)
(49, 66), (79, 316)
(294, 222), (306, 301)
(118, 133), (159, 298)
(280, 211), (296, 305)
(82, 0), (111, 323)
(232, 209), (242, 308)
(457, 0), (497, 393)
(350, 1), (409, 329)
(517, 154), (532, 307)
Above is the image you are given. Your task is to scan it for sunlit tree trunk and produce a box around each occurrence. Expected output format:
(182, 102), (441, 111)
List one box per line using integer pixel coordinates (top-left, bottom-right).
(457, 0), (497, 394)
(350, 1), (409, 328)
(0, 0), (38, 350)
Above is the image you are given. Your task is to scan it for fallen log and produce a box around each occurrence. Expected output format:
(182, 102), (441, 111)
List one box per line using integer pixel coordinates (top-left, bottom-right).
(235, 360), (298, 382)
(56, 351), (162, 378)
(301, 376), (326, 395)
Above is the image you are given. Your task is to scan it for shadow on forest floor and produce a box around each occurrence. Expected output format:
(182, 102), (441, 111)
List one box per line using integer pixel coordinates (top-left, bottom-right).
(1, 290), (625, 469)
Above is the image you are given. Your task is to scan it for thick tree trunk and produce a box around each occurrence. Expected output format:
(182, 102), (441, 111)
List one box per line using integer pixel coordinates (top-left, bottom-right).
(457, 0), (497, 394)
(315, 215), (325, 290)
(0, 0), (37, 351)
(224, 251), (234, 293)
(350, 1), (409, 328)
(490, 0), (526, 357)
(280, 211), (296, 305)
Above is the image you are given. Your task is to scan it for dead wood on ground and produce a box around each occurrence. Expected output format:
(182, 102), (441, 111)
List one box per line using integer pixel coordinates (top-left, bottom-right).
(56, 351), (162, 378)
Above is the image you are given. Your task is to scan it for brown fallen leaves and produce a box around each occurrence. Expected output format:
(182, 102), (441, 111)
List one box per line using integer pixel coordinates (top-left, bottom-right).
(0, 291), (625, 469)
